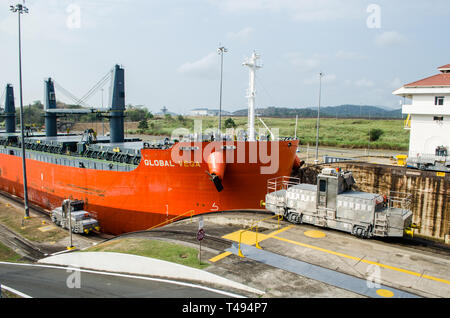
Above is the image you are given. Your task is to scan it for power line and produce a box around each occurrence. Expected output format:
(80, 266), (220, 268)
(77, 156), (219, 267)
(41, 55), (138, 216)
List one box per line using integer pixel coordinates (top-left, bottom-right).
(52, 69), (112, 108)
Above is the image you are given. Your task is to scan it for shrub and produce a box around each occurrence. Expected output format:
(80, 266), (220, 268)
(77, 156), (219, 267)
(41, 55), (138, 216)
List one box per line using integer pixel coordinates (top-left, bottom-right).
(138, 119), (148, 130)
(224, 118), (236, 128)
(369, 128), (384, 142)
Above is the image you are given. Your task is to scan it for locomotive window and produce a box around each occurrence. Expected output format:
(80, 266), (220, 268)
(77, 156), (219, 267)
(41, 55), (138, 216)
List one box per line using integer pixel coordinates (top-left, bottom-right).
(319, 180), (326, 192)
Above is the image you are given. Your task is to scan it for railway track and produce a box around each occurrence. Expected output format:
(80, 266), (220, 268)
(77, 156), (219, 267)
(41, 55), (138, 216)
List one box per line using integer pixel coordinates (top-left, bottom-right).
(0, 190), (448, 260)
(0, 223), (46, 261)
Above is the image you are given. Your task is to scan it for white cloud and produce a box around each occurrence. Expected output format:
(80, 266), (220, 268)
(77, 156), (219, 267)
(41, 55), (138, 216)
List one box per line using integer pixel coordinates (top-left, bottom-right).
(335, 50), (365, 60)
(375, 31), (406, 47)
(303, 73), (336, 85)
(284, 52), (321, 71)
(354, 78), (375, 87)
(343, 78), (375, 88)
(388, 77), (403, 89)
(227, 27), (254, 41)
(209, 0), (361, 22)
(177, 52), (218, 79)
(0, 0), (132, 44)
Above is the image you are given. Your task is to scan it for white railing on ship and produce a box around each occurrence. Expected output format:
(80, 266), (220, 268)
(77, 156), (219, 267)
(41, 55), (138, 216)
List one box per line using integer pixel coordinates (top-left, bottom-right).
(267, 176), (300, 194)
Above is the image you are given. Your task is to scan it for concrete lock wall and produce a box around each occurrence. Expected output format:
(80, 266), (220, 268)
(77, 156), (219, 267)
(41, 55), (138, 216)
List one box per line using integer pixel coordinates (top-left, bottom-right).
(293, 162), (449, 243)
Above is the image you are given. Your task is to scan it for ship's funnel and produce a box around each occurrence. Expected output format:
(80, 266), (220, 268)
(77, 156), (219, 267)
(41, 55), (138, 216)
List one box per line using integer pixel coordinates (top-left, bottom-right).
(4, 84), (16, 133)
(109, 64), (125, 143)
(44, 78), (57, 137)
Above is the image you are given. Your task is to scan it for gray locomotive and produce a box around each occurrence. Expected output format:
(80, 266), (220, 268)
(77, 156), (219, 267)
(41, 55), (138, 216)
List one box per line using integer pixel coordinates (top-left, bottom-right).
(264, 168), (415, 238)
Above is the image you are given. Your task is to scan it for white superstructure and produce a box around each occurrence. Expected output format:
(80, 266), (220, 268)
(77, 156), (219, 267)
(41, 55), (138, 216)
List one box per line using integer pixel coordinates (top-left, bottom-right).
(393, 64), (450, 171)
(243, 52), (262, 142)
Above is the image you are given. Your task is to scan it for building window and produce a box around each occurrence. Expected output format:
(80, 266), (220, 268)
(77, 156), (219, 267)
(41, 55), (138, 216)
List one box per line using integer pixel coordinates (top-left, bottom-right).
(434, 116), (444, 121)
(435, 96), (444, 106)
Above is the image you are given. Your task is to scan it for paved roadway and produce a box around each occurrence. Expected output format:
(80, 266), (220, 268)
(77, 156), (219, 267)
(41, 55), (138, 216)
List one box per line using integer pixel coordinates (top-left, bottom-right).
(0, 262), (242, 298)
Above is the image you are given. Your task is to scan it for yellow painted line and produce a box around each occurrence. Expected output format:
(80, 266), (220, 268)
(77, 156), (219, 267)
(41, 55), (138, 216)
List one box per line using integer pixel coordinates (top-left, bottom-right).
(209, 251), (232, 263)
(422, 274), (450, 285)
(272, 235), (361, 262)
(210, 225), (294, 263)
(271, 235), (450, 285)
(265, 225), (295, 238)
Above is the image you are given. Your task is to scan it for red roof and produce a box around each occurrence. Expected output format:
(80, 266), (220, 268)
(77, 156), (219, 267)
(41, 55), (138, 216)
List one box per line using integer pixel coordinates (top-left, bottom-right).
(438, 63), (450, 69)
(404, 72), (450, 87)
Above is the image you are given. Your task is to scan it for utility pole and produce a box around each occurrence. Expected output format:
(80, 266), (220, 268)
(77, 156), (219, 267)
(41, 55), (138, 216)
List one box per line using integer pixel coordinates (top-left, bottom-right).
(217, 46), (227, 135)
(314, 72), (323, 164)
(10, 2), (30, 219)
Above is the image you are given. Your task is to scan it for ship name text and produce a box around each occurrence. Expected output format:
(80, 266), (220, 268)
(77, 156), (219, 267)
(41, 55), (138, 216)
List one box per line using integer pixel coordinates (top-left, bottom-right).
(143, 159), (201, 168)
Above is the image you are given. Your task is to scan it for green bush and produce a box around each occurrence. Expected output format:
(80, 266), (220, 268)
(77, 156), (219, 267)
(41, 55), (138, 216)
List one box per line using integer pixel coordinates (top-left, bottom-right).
(369, 128), (384, 141)
(138, 119), (148, 130)
(224, 118), (236, 128)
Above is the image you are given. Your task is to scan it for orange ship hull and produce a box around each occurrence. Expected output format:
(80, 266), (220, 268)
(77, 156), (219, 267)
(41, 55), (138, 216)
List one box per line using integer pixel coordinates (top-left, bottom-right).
(0, 140), (298, 234)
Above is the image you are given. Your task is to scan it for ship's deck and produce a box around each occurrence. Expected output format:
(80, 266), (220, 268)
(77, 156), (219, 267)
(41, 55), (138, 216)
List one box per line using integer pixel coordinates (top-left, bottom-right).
(0, 146), (138, 172)
(0, 129), (151, 171)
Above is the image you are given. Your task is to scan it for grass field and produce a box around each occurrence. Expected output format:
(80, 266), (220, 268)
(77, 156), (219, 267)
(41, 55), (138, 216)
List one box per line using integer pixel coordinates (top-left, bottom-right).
(84, 238), (209, 269)
(123, 116), (410, 151)
(0, 241), (22, 262)
(0, 202), (67, 244)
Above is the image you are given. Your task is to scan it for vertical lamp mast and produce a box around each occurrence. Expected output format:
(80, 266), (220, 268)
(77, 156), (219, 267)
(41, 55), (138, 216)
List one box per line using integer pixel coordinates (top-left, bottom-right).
(217, 46), (227, 135)
(314, 72), (324, 164)
(243, 52), (262, 142)
(10, 2), (30, 219)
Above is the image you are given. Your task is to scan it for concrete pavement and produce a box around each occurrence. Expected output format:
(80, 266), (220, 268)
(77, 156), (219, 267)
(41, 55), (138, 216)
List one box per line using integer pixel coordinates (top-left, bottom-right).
(38, 252), (264, 296)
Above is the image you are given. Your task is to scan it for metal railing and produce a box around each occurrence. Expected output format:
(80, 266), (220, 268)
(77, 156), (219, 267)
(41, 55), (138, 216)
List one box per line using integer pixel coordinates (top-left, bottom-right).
(147, 209), (196, 231)
(387, 191), (412, 212)
(267, 176), (300, 194)
(237, 214), (284, 258)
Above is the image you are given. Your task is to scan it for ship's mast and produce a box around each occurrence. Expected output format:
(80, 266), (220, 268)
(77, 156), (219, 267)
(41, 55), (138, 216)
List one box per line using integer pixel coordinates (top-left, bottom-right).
(243, 52), (261, 141)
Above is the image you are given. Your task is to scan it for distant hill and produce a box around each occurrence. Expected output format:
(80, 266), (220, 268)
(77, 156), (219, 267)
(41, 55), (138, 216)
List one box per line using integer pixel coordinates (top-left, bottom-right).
(232, 105), (403, 119)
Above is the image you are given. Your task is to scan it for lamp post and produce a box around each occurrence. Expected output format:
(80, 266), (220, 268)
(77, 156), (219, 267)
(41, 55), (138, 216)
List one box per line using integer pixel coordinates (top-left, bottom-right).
(217, 46), (227, 135)
(314, 72), (323, 164)
(10, 2), (30, 219)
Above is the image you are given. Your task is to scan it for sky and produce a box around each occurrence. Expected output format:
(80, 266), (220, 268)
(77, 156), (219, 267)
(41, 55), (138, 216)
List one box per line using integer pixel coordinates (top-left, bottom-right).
(0, 0), (449, 114)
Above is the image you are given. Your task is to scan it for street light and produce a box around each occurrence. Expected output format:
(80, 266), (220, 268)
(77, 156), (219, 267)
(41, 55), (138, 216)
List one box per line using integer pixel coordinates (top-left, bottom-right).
(10, 2), (30, 219)
(314, 72), (323, 164)
(217, 46), (227, 135)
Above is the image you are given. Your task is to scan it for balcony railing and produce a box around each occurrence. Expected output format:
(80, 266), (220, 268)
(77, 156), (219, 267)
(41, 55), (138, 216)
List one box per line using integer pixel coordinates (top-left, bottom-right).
(402, 104), (450, 116)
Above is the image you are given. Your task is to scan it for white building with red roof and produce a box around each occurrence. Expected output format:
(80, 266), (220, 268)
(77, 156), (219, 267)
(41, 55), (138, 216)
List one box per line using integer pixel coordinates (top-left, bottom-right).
(393, 64), (450, 172)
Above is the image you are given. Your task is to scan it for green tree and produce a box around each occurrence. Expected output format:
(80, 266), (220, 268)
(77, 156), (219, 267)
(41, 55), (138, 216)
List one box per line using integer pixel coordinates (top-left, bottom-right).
(23, 101), (44, 126)
(224, 118), (236, 128)
(126, 107), (149, 122)
(138, 119), (148, 130)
